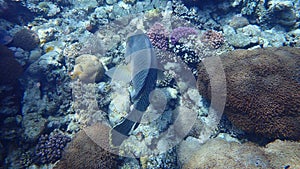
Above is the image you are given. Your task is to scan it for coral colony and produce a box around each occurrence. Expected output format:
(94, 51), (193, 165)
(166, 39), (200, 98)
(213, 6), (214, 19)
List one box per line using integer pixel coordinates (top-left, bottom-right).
(0, 0), (299, 168)
(35, 133), (71, 164)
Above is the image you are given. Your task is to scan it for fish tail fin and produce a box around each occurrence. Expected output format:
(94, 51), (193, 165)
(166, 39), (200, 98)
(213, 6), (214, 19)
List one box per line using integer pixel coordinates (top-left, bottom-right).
(110, 118), (139, 147)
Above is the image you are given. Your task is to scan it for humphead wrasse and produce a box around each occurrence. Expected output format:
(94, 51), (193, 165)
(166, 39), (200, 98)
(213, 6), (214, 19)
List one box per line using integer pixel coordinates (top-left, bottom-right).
(107, 30), (158, 147)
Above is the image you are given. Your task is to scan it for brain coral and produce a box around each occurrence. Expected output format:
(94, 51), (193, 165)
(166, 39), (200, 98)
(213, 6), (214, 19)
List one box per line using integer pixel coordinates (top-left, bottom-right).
(197, 47), (300, 140)
(54, 123), (118, 169)
(71, 54), (105, 83)
(182, 138), (270, 169)
(182, 138), (300, 169)
(11, 29), (40, 51)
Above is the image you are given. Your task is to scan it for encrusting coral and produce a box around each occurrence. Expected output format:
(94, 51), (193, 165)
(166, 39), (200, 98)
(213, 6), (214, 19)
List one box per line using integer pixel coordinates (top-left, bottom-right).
(197, 47), (300, 140)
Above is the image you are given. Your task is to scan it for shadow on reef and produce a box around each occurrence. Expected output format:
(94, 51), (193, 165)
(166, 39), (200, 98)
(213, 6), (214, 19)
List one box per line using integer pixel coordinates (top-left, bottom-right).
(197, 47), (300, 142)
(0, 0), (34, 25)
(0, 45), (24, 166)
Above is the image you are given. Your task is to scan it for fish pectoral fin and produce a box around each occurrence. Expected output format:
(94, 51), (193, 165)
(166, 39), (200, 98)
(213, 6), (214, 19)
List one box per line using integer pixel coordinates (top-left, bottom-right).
(105, 65), (132, 83)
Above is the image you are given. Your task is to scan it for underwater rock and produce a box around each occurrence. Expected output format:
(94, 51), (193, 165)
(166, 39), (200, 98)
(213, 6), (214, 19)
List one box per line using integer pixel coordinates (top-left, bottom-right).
(229, 15), (249, 29)
(0, 29), (13, 45)
(11, 29), (40, 51)
(108, 82), (131, 126)
(123, 0), (136, 4)
(0, 45), (23, 85)
(0, 0), (34, 25)
(106, 0), (118, 5)
(70, 0), (98, 11)
(263, 139), (300, 169)
(37, 2), (61, 17)
(267, 0), (297, 27)
(54, 123), (118, 169)
(177, 136), (202, 165)
(182, 138), (270, 168)
(197, 47), (300, 140)
(22, 113), (47, 142)
(260, 27), (286, 47)
(71, 54), (105, 83)
(223, 24), (261, 48)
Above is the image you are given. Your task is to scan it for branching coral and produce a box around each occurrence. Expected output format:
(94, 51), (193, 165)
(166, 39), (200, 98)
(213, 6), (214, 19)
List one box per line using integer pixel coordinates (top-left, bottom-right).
(170, 27), (198, 45)
(34, 132), (71, 164)
(201, 30), (224, 49)
(147, 22), (170, 50)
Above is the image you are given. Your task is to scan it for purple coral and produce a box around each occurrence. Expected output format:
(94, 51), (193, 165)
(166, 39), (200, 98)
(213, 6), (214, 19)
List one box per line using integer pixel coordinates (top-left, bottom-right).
(170, 27), (198, 45)
(35, 132), (71, 164)
(147, 22), (170, 50)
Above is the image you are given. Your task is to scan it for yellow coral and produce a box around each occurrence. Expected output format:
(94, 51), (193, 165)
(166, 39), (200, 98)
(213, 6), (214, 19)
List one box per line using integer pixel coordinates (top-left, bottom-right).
(140, 156), (148, 169)
(71, 54), (105, 83)
(145, 9), (160, 19)
(45, 46), (54, 53)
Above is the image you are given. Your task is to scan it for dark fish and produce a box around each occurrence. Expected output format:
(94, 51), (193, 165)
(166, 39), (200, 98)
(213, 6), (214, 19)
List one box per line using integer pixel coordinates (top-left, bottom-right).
(109, 30), (157, 147)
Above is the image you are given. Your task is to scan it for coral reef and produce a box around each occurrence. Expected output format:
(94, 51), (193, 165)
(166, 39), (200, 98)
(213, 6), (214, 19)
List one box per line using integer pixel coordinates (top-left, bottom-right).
(147, 22), (169, 50)
(0, 45), (23, 85)
(19, 151), (33, 168)
(0, 29), (13, 45)
(180, 138), (300, 169)
(54, 123), (118, 169)
(263, 139), (300, 168)
(170, 27), (198, 45)
(197, 47), (300, 140)
(229, 15), (249, 29)
(71, 54), (105, 83)
(70, 80), (108, 126)
(0, 0), (34, 24)
(0, 0), (299, 168)
(11, 29), (40, 51)
(201, 30), (225, 49)
(34, 132), (71, 164)
(181, 138), (263, 168)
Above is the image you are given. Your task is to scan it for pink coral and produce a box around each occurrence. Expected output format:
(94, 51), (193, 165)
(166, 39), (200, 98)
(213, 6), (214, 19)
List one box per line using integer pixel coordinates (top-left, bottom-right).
(201, 30), (224, 49)
(147, 22), (169, 50)
(170, 27), (198, 45)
